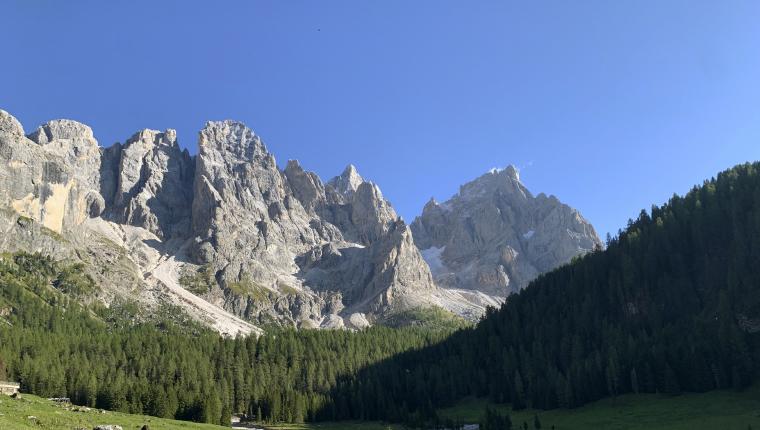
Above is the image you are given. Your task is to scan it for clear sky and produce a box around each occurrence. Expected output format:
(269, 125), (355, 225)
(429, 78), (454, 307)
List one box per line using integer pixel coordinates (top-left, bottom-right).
(3, 1), (760, 237)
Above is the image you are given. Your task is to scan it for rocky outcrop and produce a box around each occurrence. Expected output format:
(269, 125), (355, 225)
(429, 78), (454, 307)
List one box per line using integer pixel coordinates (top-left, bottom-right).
(190, 120), (336, 287)
(0, 108), (602, 331)
(411, 166), (602, 296)
(106, 129), (194, 240)
(298, 219), (437, 315)
(189, 120), (439, 324)
(0, 112), (106, 234)
(0, 110), (254, 335)
(327, 164), (364, 199)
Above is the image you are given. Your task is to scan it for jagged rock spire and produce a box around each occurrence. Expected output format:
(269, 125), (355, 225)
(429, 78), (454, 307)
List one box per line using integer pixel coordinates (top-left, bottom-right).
(327, 164), (365, 198)
(412, 164), (601, 296)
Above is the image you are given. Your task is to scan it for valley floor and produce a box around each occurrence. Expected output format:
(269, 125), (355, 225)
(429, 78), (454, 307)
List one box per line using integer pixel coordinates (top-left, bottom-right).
(3, 387), (760, 430)
(247, 386), (760, 430)
(259, 424), (402, 430)
(0, 393), (227, 430)
(438, 384), (760, 430)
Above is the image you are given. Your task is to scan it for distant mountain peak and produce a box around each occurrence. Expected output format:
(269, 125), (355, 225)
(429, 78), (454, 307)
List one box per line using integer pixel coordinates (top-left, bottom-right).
(412, 163), (600, 296)
(0, 108), (480, 333)
(328, 164), (365, 197)
(487, 164), (520, 181)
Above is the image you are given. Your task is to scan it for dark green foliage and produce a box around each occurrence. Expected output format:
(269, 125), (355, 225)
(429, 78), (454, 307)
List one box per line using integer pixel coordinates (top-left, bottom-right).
(324, 162), (760, 423)
(53, 262), (97, 296)
(481, 406), (512, 430)
(381, 306), (471, 331)
(0, 252), (454, 425)
(178, 264), (214, 295)
(4, 161), (760, 428)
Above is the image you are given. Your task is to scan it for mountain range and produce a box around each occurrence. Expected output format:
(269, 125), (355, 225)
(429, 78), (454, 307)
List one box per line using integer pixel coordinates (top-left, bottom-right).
(0, 109), (600, 334)
(2, 108), (758, 429)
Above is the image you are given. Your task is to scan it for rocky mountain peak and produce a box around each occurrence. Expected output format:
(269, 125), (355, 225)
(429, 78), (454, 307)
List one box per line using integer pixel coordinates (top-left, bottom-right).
(0, 107), (604, 331)
(26, 119), (100, 165)
(328, 164), (365, 198)
(500, 165), (520, 181)
(0, 110), (24, 136)
(458, 165), (527, 201)
(199, 120), (271, 166)
(104, 127), (194, 239)
(284, 159), (326, 212)
(412, 165), (601, 296)
(127, 128), (179, 148)
(0, 113), (104, 233)
(423, 197), (439, 211)
(27, 119), (95, 145)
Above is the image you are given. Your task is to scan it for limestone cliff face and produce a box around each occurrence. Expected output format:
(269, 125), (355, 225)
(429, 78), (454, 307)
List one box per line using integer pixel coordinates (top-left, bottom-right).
(290, 163), (437, 315)
(0, 108), (602, 331)
(411, 166), (602, 296)
(106, 129), (194, 240)
(0, 109), (448, 331)
(190, 120), (334, 285)
(190, 120), (439, 323)
(0, 112), (105, 234)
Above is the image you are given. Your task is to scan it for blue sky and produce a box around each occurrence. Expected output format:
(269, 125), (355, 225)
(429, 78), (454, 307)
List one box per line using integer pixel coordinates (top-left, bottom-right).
(3, 1), (760, 237)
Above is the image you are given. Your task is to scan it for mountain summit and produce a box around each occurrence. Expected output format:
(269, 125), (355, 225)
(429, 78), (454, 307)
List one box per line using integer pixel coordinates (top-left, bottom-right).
(0, 109), (488, 333)
(411, 165), (602, 296)
(0, 109), (600, 333)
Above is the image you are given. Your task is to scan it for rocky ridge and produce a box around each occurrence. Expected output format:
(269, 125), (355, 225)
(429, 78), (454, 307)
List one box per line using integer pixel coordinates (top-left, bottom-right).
(0, 109), (600, 334)
(0, 110), (470, 333)
(411, 166), (602, 296)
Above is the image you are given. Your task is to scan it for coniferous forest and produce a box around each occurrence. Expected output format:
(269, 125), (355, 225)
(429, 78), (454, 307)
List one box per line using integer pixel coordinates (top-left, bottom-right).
(0, 252), (456, 425)
(327, 162), (760, 424)
(2, 162), (760, 427)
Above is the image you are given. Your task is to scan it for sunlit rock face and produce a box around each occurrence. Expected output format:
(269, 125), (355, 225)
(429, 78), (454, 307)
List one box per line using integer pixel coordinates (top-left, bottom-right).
(411, 166), (602, 296)
(0, 112), (104, 233)
(0, 108), (601, 330)
(0, 109), (459, 331)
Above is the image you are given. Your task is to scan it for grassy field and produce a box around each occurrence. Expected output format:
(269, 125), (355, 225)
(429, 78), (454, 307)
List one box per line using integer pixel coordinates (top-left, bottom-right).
(246, 387), (760, 429)
(261, 423), (401, 430)
(3, 388), (760, 430)
(0, 393), (402, 430)
(438, 385), (760, 430)
(0, 393), (227, 430)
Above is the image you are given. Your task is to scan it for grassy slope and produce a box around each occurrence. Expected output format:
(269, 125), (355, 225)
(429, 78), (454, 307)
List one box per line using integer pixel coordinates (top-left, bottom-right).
(262, 423), (401, 430)
(0, 393), (227, 430)
(380, 306), (471, 331)
(0, 393), (402, 430)
(438, 385), (760, 430)
(242, 386), (760, 430)
(3, 388), (760, 430)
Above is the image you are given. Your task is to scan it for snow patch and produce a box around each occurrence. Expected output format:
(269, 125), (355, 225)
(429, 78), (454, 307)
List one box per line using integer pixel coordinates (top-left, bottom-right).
(522, 230), (535, 239)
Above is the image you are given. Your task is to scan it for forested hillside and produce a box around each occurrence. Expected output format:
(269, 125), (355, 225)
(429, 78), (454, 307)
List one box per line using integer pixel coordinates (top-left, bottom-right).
(322, 162), (760, 425)
(3, 162), (760, 429)
(0, 253), (461, 426)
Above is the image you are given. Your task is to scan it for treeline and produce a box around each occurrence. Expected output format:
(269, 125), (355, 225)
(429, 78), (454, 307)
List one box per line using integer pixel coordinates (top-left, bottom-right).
(0, 252), (455, 425)
(324, 162), (760, 425)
